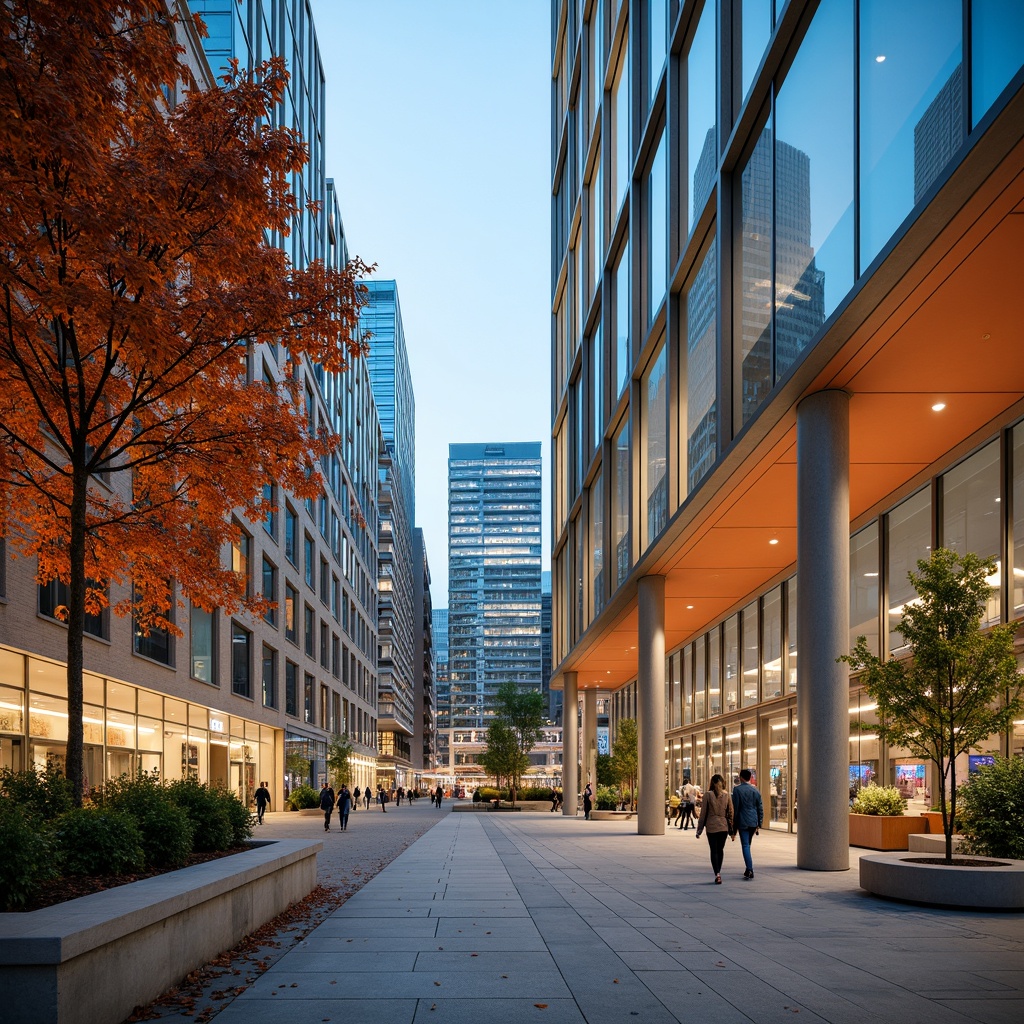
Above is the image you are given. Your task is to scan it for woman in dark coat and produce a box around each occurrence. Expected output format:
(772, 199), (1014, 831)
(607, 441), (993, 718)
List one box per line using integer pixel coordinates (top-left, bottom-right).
(319, 784), (336, 832)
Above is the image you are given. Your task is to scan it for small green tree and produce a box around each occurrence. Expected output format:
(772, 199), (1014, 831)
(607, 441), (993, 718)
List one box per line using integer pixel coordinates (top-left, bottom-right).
(326, 734), (353, 790)
(479, 720), (528, 800)
(959, 754), (1024, 860)
(491, 682), (545, 806)
(841, 548), (1024, 862)
(611, 719), (639, 811)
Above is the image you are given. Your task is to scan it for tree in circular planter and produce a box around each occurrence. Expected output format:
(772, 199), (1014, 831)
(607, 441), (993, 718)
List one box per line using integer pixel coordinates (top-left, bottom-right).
(841, 548), (1024, 863)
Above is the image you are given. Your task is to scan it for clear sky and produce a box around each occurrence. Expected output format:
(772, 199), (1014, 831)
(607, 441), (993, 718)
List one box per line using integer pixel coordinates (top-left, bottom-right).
(308, 0), (552, 610)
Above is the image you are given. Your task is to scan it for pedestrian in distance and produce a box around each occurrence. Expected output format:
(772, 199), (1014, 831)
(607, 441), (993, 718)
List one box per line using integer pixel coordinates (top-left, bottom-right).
(550, 786), (559, 812)
(732, 768), (764, 879)
(377, 785), (387, 812)
(678, 780), (700, 830)
(254, 781), (271, 824)
(435, 784), (444, 808)
(583, 781), (593, 820)
(364, 787), (371, 810)
(319, 783), (335, 832)
(337, 784), (351, 831)
(695, 773), (734, 884)
(396, 785), (404, 806)
(353, 785), (361, 809)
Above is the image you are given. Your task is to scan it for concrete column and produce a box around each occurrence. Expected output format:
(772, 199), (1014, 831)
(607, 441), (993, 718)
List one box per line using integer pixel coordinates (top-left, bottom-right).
(637, 575), (666, 835)
(582, 689), (598, 793)
(796, 390), (851, 871)
(562, 671), (579, 816)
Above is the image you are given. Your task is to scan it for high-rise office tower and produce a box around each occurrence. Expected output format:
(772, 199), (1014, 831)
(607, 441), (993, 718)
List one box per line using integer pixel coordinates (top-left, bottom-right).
(412, 529), (436, 775)
(362, 281), (418, 790)
(550, 0), (1024, 862)
(432, 607), (450, 770)
(447, 443), (542, 773)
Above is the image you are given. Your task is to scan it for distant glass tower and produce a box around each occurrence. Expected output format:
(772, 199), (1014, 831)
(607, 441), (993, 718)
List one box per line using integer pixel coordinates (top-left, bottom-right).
(361, 281), (417, 789)
(432, 607), (450, 770)
(448, 443), (542, 768)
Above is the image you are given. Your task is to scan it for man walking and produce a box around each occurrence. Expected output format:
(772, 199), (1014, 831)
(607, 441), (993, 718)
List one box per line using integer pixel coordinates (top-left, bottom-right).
(319, 783), (335, 832)
(254, 781), (271, 824)
(337, 784), (351, 831)
(732, 769), (764, 879)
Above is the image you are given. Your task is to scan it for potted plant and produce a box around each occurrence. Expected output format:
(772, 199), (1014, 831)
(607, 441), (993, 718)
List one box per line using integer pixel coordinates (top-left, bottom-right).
(842, 549), (1024, 863)
(848, 784), (925, 850)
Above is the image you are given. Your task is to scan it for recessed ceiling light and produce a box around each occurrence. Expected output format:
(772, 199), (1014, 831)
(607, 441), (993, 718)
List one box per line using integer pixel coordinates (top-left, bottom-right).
(982, 333), (991, 340)
(686, 604), (694, 610)
(769, 538), (779, 545)
(864, 572), (879, 578)
(875, 54), (886, 63)
(931, 402), (946, 412)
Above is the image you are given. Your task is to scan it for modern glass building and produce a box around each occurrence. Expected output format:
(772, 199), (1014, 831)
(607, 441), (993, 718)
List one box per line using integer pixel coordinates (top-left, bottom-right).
(433, 607), (450, 771)
(0, 0), (382, 803)
(550, 0), (1024, 867)
(412, 528), (437, 778)
(446, 443), (544, 776)
(361, 281), (419, 789)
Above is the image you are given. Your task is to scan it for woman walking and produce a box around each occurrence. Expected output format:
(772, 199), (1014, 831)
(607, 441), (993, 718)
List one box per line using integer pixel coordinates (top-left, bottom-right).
(694, 774), (734, 884)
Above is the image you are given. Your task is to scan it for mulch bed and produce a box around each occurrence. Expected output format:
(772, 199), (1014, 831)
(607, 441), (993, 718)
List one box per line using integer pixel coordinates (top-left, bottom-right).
(902, 856), (1010, 867)
(19, 848), (246, 912)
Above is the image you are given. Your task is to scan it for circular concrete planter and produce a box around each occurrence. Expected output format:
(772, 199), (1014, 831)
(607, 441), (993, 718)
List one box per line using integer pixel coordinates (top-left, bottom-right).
(590, 809), (635, 821)
(860, 852), (1024, 909)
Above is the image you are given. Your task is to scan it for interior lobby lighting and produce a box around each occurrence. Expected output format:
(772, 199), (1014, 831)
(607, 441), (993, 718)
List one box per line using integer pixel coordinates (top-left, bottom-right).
(931, 401), (946, 411)
(769, 538), (779, 545)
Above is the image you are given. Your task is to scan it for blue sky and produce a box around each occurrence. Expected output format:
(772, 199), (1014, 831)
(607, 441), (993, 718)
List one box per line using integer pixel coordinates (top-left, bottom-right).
(308, 0), (552, 609)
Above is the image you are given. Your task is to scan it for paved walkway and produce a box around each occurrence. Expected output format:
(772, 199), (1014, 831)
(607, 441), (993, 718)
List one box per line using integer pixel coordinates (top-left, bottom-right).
(203, 809), (1024, 1024)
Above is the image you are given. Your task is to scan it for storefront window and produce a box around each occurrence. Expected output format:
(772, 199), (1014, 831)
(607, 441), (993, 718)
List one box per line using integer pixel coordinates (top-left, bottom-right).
(694, 635), (706, 722)
(849, 692), (880, 797)
(941, 440), (1001, 627)
(762, 587), (782, 698)
(785, 576), (797, 693)
(767, 714), (789, 828)
(683, 644), (693, 725)
(887, 487), (932, 655)
(708, 626), (721, 717)
(669, 651), (681, 729)
(1015, 424), (1024, 617)
(741, 600), (759, 707)
(850, 522), (880, 655)
(723, 615), (739, 712)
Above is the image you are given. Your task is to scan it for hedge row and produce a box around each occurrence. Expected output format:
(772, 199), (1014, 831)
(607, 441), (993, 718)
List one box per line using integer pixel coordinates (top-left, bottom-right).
(0, 767), (253, 911)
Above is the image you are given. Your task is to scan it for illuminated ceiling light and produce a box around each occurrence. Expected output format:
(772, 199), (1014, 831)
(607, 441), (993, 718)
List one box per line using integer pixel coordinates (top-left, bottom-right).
(769, 538), (779, 546)
(931, 401), (946, 412)
(864, 571), (878, 578)
(875, 54), (886, 63)
(686, 604), (694, 610)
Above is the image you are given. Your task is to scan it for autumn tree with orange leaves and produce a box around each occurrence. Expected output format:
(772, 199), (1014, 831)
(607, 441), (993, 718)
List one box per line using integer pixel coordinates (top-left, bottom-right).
(0, 1), (371, 803)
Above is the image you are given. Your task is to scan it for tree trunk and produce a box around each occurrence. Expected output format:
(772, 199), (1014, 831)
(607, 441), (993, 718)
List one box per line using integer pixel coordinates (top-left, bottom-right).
(65, 466), (88, 807)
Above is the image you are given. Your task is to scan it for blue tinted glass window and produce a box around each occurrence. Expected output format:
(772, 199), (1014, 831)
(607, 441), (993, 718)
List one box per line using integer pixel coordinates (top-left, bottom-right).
(972, 1), (1024, 126)
(686, 240), (717, 493)
(687, 2), (716, 233)
(740, 124), (772, 425)
(649, 0), (667, 103)
(859, 0), (962, 270)
(648, 133), (667, 322)
(775, 0), (853, 376)
(615, 242), (630, 394)
(741, 0), (772, 100)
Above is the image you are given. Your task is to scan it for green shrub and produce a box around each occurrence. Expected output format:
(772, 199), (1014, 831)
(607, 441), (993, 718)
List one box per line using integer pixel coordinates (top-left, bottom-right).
(0, 801), (56, 910)
(166, 778), (233, 851)
(287, 784), (319, 810)
(959, 754), (1024, 860)
(221, 788), (255, 845)
(104, 772), (194, 868)
(850, 784), (906, 816)
(596, 785), (619, 810)
(54, 807), (145, 876)
(0, 764), (73, 821)
(518, 786), (551, 801)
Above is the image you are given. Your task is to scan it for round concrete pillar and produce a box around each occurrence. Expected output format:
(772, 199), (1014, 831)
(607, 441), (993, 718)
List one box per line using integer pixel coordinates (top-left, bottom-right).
(562, 671), (579, 816)
(637, 575), (666, 835)
(582, 689), (598, 792)
(796, 390), (851, 871)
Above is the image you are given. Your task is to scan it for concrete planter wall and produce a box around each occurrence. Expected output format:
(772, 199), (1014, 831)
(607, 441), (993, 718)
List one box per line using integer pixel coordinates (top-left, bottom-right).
(860, 852), (1024, 909)
(0, 838), (321, 1024)
(848, 813), (927, 850)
